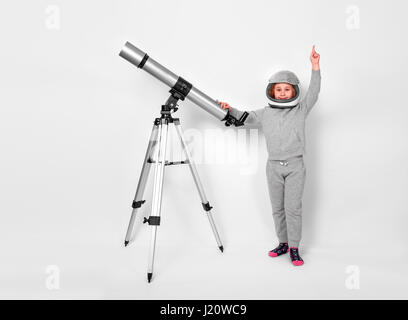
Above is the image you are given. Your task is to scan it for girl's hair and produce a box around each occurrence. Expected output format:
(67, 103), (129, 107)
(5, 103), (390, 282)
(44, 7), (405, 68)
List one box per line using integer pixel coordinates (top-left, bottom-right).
(269, 83), (296, 98)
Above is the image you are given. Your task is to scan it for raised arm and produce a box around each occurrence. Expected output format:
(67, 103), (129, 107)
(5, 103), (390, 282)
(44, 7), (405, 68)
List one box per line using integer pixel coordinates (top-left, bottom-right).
(301, 45), (321, 116)
(218, 101), (264, 128)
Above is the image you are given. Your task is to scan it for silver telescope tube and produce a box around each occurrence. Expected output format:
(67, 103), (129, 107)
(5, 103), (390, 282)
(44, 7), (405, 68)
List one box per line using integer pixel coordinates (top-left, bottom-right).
(119, 42), (245, 123)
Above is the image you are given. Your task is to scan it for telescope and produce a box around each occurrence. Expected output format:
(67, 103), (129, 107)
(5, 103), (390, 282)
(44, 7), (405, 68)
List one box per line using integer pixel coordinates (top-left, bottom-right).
(119, 41), (248, 126)
(119, 41), (243, 282)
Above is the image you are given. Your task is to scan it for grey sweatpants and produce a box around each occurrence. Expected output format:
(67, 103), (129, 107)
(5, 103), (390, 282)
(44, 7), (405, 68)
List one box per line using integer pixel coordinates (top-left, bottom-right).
(266, 155), (306, 248)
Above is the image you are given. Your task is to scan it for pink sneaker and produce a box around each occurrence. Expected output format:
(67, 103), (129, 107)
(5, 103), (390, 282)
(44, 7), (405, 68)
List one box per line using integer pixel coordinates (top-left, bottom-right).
(268, 243), (289, 257)
(289, 247), (304, 266)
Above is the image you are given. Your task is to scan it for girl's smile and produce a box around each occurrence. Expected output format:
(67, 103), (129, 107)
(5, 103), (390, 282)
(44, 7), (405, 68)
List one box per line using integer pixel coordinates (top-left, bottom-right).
(272, 83), (295, 100)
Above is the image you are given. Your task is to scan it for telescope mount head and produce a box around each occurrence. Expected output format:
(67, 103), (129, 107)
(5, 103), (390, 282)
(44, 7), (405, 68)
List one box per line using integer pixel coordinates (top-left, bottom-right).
(160, 76), (193, 119)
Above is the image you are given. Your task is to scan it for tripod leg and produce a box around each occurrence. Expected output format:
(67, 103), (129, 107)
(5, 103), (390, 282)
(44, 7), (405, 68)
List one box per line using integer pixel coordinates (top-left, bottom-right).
(147, 119), (169, 283)
(124, 122), (159, 247)
(173, 120), (224, 252)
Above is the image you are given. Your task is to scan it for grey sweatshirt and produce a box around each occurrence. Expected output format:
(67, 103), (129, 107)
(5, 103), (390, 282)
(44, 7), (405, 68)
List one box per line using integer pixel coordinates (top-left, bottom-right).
(229, 69), (321, 160)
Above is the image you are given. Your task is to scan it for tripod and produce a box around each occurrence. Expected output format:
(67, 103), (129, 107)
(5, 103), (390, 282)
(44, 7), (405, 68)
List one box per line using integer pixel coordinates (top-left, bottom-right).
(124, 92), (224, 283)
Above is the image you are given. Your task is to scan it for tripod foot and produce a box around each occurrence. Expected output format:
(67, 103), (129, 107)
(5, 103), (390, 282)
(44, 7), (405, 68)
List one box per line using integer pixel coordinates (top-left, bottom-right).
(219, 246), (224, 253)
(124, 240), (129, 247)
(147, 273), (153, 283)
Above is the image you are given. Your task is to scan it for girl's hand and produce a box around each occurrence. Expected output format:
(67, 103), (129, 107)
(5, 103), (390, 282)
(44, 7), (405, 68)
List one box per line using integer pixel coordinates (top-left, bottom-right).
(310, 45), (320, 70)
(217, 100), (232, 110)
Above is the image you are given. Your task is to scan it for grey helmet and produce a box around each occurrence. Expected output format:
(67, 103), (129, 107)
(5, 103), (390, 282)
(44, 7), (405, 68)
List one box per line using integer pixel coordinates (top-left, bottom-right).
(266, 70), (301, 108)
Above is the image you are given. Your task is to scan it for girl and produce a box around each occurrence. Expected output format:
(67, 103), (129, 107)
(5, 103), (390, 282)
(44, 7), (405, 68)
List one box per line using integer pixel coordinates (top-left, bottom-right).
(218, 46), (321, 266)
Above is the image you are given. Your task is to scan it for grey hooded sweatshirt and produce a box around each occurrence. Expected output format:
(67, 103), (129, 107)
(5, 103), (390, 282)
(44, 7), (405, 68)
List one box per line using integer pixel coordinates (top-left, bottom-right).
(229, 69), (321, 160)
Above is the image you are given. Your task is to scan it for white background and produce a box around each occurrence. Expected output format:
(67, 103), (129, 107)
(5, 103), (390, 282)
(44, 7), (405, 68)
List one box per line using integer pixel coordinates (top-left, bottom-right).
(0, 0), (407, 299)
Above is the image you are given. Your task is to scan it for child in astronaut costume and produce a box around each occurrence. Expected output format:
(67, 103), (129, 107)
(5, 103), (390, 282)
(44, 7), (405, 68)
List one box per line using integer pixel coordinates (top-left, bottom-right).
(218, 46), (321, 266)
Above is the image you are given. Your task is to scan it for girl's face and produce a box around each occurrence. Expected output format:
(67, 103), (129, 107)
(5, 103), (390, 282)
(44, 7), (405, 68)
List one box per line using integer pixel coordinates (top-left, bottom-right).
(273, 83), (295, 100)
